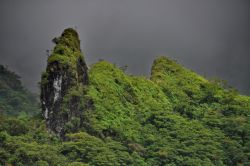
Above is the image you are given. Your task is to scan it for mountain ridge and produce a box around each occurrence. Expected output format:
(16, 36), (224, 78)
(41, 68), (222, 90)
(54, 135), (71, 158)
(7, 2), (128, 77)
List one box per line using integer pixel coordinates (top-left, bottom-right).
(0, 28), (249, 166)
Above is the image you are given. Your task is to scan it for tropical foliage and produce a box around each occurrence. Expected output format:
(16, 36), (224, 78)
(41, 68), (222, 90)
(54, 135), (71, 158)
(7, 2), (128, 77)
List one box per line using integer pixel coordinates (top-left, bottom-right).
(0, 65), (39, 116)
(1, 56), (250, 165)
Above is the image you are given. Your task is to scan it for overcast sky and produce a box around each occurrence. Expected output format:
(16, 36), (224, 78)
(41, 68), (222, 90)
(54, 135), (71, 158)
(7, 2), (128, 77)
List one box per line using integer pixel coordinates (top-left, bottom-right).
(0, 0), (249, 94)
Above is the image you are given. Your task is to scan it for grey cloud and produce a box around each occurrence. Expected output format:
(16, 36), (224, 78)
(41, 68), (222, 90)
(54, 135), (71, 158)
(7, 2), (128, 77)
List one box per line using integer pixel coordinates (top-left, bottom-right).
(0, 0), (249, 94)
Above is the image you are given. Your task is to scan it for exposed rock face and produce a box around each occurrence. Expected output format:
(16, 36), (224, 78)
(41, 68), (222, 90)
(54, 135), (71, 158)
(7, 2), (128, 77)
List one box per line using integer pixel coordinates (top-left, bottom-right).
(40, 28), (88, 137)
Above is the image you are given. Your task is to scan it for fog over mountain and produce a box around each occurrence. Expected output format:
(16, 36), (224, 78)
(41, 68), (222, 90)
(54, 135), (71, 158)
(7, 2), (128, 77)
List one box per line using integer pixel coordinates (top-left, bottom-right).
(0, 0), (249, 94)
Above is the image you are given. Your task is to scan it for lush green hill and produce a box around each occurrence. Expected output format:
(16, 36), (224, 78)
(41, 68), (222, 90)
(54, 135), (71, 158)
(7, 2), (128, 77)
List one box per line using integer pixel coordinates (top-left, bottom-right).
(0, 29), (249, 166)
(0, 65), (39, 116)
(150, 57), (250, 165)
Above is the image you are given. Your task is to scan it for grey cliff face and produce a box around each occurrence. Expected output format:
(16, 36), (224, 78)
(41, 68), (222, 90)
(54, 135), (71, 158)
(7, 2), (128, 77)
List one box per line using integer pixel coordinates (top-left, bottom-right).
(40, 28), (88, 137)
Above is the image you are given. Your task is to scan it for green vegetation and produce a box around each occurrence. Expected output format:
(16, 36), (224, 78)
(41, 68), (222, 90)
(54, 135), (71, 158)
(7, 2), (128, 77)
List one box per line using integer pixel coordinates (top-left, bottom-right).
(150, 57), (250, 165)
(48, 28), (83, 69)
(2, 57), (250, 165)
(0, 65), (39, 116)
(1, 29), (250, 165)
(40, 28), (89, 136)
(41, 28), (86, 91)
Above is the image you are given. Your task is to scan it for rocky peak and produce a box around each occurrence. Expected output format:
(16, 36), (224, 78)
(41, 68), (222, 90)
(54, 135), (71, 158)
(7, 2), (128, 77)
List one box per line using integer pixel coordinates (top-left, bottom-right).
(40, 28), (88, 137)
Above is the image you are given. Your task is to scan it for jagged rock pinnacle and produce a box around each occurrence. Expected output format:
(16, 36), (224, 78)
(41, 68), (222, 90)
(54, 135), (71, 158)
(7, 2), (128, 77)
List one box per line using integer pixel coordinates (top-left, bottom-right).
(40, 28), (88, 137)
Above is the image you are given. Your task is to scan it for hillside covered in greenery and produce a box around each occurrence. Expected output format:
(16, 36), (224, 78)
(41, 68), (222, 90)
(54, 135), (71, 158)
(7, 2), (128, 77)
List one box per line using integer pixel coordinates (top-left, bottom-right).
(0, 65), (39, 116)
(0, 28), (250, 166)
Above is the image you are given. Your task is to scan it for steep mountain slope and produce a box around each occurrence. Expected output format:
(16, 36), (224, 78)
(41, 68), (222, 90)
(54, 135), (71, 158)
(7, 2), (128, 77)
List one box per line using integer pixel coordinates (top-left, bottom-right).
(40, 28), (88, 137)
(82, 61), (226, 165)
(0, 65), (39, 116)
(0, 28), (250, 166)
(151, 57), (250, 165)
